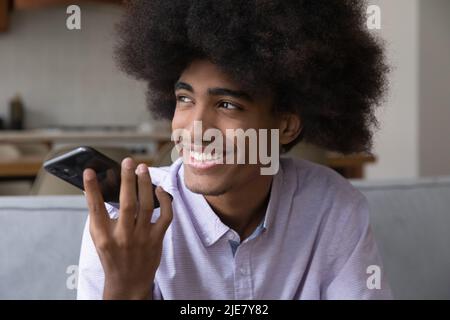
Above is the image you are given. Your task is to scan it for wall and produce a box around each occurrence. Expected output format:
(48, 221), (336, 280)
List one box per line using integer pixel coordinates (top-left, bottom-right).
(419, 0), (450, 176)
(365, 0), (420, 179)
(1, 1), (448, 178)
(0, 3), (150, 129)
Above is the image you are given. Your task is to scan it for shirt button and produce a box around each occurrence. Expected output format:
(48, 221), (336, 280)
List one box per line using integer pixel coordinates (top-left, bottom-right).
(240, 267), (249, 275)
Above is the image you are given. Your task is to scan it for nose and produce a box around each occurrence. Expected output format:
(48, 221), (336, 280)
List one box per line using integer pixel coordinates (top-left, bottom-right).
(184, 102), (216, 141)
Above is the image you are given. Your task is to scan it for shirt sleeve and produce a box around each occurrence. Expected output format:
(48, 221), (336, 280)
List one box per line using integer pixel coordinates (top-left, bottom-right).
(322, 196), (393, 300)
(76, 203), (162, 300)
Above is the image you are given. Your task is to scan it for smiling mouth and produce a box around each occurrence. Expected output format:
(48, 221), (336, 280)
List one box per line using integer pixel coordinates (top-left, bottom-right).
(178, 144), (232, 170)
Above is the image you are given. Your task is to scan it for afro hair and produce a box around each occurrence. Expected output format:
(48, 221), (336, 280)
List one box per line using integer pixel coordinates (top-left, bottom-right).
(115, 0), (389, 153)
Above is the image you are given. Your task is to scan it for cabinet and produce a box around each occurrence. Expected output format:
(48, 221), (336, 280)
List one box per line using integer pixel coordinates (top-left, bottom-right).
(0, 0), (9, 32)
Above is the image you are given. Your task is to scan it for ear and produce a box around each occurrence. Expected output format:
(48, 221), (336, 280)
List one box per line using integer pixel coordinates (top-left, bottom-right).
(279, 113), (302, 146)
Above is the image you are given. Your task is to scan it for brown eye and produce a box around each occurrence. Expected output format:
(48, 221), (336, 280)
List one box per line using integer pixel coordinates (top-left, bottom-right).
(177, 96), (193, 103)
(219, 101), (241, 110)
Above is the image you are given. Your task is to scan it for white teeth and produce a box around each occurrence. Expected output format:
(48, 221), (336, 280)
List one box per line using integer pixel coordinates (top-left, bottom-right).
(190, 150), (219, 162)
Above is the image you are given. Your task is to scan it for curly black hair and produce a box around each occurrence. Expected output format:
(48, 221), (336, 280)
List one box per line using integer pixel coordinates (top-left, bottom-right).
(115, 0), (388, 154)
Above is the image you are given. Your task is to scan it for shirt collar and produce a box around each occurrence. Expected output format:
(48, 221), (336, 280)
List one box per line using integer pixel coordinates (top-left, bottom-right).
(260, 161), (284, 231)
(176, 160), (285, 247)
(150, 159), (181, 199)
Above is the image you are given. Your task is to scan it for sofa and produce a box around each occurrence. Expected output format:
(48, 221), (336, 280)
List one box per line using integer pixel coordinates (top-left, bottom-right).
(0, 176), (449, 299)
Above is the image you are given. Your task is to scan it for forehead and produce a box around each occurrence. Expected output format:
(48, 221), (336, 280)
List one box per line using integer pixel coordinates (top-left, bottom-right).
(178, 59), (240, 91)
(177, 59), (274, 106)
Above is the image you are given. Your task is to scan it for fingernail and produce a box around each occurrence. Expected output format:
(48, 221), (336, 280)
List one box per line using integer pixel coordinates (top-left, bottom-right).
(137, 164), (147, 174)
(122, 157), (134, 169)
(83, 169), (95, 181)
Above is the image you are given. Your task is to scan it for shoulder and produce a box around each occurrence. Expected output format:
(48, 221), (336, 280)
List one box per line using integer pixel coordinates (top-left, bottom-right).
(281, 157), (374, 264)
(281, 157), (370, 227)
(282, 156), (366, 203)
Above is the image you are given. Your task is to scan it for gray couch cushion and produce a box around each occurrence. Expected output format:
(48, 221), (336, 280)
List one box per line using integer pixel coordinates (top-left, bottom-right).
(0, 196), (87, 299)
(353, 176), (450, 299)
(1, 176), (449, 299)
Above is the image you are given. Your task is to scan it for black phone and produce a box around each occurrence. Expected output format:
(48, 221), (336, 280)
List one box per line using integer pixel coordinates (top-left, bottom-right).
(43, 146), (160, 209)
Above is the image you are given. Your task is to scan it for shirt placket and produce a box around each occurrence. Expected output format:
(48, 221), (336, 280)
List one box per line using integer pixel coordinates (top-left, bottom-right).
(233, 242), (253, 300)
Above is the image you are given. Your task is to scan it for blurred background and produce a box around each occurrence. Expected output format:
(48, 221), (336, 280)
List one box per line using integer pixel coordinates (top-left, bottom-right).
(0, 0), (449, 196)
(0, 0), (449, 299)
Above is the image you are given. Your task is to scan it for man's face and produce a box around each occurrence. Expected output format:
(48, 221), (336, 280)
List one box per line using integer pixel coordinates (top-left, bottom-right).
(172, 59), (279, 196)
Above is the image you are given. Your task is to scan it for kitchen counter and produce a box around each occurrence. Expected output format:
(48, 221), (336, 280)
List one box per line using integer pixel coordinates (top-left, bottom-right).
(0, 129), (375, 179)
(0, 129), (171, 144)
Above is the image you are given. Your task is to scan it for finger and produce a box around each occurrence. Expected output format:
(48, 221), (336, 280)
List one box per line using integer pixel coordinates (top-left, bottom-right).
(118, 157), (137, 232)
(83, 168), (109, 234)
(136, 163), (154, 227)
(153, 186), (173, 236)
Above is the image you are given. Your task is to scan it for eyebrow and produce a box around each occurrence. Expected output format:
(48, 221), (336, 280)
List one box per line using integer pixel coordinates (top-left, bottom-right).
(174, 81), (253, 102)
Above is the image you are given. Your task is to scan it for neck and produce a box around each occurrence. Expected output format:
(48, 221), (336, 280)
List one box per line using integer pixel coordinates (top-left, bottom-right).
(204, 173), (273, 240)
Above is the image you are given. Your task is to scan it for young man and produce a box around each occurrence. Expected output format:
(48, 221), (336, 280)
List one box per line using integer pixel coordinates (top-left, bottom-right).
(77, 0), (391, 299)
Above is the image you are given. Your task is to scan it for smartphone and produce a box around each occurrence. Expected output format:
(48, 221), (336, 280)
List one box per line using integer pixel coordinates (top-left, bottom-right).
(43, 146), (160, 209)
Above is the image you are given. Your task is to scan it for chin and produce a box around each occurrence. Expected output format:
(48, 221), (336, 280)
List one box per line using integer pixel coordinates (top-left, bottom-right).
(184, 170), (230, 196)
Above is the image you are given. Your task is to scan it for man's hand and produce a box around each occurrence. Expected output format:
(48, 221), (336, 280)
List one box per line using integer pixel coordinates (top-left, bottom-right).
(83, 157), (173, 300)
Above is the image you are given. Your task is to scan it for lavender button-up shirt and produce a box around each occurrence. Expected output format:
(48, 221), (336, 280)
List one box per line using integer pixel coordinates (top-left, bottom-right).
(77, 157), (392, 300)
